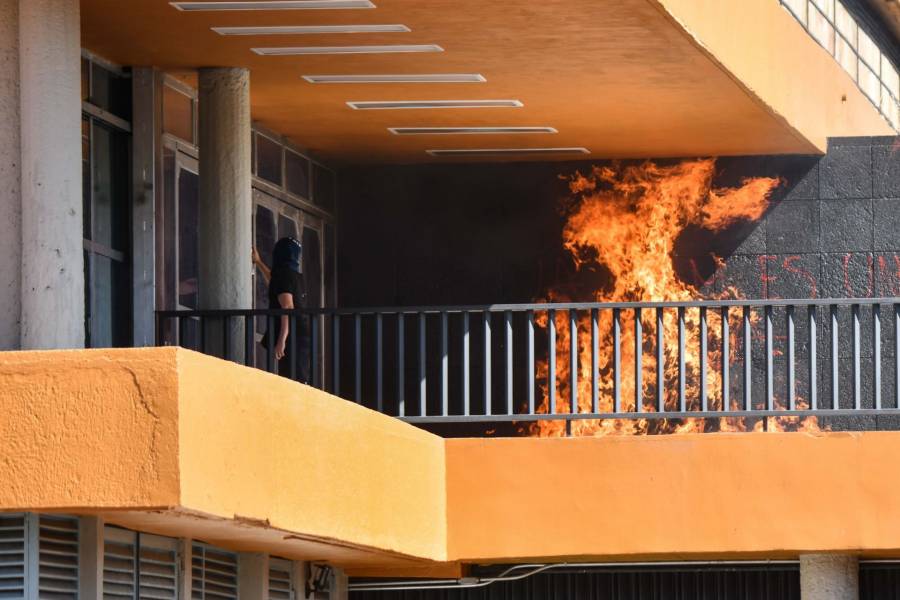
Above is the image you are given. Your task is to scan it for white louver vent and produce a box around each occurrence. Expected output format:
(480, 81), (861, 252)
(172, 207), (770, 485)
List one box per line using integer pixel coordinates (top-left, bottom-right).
(0, 514), (26, 599)
(39, 515), (79, 599)
(104, 527), (179, 600)
(192, 545), (237, 600)
(268, 559), (293, 600)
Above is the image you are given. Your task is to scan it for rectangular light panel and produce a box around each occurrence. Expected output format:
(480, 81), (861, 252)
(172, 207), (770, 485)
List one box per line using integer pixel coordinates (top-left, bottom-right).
(303, 74), (486, 84)
(253, 44), (442, 55)
(172, 1), (375, 9)
(426, 148), (590, 157)
(390, 126), (557, 135)
(213, 24), (409, 35)
(347, 100), (523, 110)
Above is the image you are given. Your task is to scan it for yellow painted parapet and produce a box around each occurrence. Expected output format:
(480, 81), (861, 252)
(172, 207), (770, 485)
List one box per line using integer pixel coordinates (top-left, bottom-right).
(446, 434), (900, 561)
(4, 348), (900, 573)
(0, 348), (446, 570)
(654, 0), (895, 152)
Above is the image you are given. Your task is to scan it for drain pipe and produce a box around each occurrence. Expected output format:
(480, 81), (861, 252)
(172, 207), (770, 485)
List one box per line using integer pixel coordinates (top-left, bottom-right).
(348, 560), (801, 592)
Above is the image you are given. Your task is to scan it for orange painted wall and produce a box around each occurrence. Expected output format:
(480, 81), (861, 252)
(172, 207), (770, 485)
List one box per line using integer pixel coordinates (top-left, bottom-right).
(175, 350), (447, 562)
(0, 348), (181, 510)
(6, 348), (900, 571)
(654, 0), (895, 153)
(446, 434), (900, 562)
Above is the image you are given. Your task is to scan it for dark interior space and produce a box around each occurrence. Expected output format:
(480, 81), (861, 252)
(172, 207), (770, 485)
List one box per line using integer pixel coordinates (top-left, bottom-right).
(334, 137), (900, 436)
(351, 563), (900, 600)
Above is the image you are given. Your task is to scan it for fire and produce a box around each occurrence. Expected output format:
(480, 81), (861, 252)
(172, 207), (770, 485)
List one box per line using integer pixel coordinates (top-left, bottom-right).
(530, 159), (822, 436)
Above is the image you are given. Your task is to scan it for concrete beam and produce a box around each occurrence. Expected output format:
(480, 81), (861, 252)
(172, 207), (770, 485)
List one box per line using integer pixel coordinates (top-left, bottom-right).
(0, 0), (20, 350)
(19, 0), (84, 349)
(799, 554), (859, 600)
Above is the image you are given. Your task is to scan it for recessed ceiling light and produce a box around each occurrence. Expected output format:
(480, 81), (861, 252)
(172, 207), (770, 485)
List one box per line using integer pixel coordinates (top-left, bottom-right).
(303, 74), (486, 84)
(213, 24), (409, 35)
(253, 44), (442, 55)
(171, 1), (375, 10)
(426, 148), (590, 157)
(390, 126), (557, 135)
(347, 100), (523, 110)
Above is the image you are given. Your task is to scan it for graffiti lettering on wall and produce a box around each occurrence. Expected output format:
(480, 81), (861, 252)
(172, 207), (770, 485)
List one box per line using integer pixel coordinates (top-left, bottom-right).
(686, 253), (900, 299)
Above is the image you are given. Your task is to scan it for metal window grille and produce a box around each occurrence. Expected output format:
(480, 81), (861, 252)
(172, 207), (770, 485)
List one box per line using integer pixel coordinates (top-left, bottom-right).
(103, 528), (137, 599)
(191, 545), (237, 600)
(0, 514), (26, 599)
(268, 559), (293, 600)
(138, 537), (178, 600)
(39, 515), (80, 600)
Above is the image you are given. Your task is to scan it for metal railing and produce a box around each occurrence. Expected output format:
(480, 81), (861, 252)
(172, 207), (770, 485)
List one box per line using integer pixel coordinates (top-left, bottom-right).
(157, 298), (900, 429)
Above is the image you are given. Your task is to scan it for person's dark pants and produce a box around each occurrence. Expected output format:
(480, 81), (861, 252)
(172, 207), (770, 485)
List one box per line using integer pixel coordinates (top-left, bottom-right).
(277, 335), (312, 384)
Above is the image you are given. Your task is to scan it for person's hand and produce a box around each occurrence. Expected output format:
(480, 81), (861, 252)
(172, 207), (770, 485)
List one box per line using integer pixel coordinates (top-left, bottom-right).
(252, 247), (262, 266)
(275, 338), (287, 361)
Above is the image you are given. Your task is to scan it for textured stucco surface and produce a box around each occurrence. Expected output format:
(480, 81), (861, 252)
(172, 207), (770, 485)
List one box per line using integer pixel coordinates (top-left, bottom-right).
(0, 0), (20, 350)
(19, 0), (84, 349)
(800, 554), (859, 600)
(0, 348), (181, 508)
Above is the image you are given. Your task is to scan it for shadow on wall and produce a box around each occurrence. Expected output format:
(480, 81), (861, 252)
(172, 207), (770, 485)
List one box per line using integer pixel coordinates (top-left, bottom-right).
(339, 137), (900, 307)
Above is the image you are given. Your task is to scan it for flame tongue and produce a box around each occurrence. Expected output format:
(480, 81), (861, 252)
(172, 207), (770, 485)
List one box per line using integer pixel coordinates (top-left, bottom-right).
(531, 159), (819, 437)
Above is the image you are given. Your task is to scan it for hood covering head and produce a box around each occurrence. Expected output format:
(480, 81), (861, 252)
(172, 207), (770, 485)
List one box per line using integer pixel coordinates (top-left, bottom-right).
(272, 237), (302, 273)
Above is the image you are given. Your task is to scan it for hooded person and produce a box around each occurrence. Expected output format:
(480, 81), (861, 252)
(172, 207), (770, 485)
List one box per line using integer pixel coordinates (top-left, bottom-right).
(266, 237), (311, 383)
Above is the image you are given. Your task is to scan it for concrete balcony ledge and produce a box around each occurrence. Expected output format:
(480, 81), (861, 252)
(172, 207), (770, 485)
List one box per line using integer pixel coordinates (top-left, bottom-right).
(2, 348), (900, 575)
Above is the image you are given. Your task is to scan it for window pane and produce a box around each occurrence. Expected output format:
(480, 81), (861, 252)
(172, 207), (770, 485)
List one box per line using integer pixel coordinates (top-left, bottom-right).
(834, 1), (856, 46)
(178, 169), (200, 308)
(312, 165), (336, 213)
(782, 0), (806, 24)
(808, 0), (835, 54)
(882, 56), (899, 99)
(90, 63), (132, 121)
(836, 35), (857, 81)
(91, 122), (130, 251)
(324, 223), (336, 308)
(164, 85), (194, 144)
(88, 254), (130, 348)
(285, 151), (310, 199)
(256, 135), (283, 186)
(859, 60), (881, 104)
(881, 85), (898, 129)
(302, 227), (321, 309)
(857, 27), (880, 73)
(82, 118), (91, 240)
(161, 149), (177, 310)
(81, 58), (90, 102)
(278, 214), (298, 241)
(255, 205), (276, 335)
(811, 0), (834, 20)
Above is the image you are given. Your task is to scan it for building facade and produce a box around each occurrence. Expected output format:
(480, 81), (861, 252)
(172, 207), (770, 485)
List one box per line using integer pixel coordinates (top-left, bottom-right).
(1, 1), (900, 599)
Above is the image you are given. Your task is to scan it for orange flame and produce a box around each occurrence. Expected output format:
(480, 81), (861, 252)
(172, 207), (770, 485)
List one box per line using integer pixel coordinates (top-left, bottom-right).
(530, 159), (822, 436)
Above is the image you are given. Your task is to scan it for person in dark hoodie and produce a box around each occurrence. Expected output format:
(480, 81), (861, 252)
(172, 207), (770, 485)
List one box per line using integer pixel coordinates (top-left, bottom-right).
(256, 237), (310, 383)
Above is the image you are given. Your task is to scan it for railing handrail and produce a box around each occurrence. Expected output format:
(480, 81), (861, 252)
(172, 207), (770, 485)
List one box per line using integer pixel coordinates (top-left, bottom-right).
(157, 297), (900, 318)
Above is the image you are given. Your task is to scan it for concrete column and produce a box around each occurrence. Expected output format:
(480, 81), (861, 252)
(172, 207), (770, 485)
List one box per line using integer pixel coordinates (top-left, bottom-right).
(198, 67), (252, 360)
(78, 516), (104, 600)
(0, 0), (20, 350)
(330, 568), (349, 600)
(800, 554), (859, 600)
(19, 0), (84, 349)
(238, 553), (268, 600)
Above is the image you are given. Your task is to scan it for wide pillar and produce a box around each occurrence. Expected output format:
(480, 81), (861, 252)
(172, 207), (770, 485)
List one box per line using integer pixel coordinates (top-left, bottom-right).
(18, 0), (84, 349)
(0, 0), (20, 349)
(800, 554), (859, 600)
(198, 67), (252, 361)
